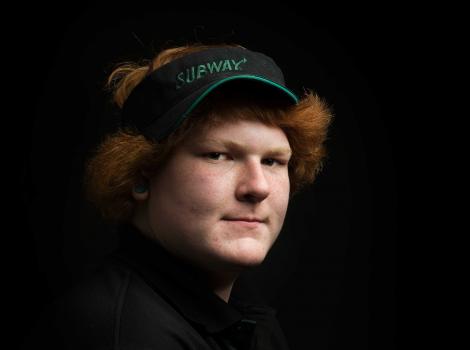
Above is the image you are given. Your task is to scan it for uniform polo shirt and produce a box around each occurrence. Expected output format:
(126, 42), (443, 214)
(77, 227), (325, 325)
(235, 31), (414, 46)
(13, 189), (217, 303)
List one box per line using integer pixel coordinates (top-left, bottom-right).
(23, 223), (291, 350)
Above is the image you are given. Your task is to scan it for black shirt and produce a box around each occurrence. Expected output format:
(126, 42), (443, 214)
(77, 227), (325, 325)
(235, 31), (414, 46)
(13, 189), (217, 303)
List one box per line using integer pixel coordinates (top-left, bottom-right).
(23, 224), (291, 350)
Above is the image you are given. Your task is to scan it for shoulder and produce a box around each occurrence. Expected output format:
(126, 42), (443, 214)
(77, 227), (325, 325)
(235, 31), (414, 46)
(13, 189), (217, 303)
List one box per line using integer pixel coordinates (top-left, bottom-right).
(24, 258), (208, 350)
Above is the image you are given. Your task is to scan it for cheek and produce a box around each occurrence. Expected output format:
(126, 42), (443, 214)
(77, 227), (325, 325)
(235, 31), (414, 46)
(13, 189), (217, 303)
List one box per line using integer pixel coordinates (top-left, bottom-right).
(270, 173), (291, 216)
(154, 163), (229, 218)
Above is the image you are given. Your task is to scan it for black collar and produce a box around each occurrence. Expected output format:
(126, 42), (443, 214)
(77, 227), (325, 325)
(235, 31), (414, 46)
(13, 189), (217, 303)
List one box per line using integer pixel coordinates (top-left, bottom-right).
(110, 223), (271, 336)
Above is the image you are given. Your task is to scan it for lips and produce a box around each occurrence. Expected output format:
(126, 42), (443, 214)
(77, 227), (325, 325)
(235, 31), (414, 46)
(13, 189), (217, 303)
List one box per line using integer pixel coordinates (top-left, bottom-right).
(223, 217), (265, 223)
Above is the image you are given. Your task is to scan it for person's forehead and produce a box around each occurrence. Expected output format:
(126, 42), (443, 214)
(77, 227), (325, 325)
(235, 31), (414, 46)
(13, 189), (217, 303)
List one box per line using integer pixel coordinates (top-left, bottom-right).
(187, 120), (292, 153)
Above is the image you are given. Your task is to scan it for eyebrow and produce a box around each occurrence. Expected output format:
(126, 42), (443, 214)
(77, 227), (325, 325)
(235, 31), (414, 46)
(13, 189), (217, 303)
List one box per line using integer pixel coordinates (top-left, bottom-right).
(198, 138), (292, 156)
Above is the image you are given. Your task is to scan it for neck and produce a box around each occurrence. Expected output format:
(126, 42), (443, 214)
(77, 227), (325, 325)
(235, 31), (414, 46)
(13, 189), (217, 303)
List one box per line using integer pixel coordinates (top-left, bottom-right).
(206, 269), (241, 303)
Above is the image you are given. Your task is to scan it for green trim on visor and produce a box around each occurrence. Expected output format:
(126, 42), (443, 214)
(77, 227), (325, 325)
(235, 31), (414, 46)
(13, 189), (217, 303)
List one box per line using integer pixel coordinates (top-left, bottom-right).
(177, 74), (299, 129)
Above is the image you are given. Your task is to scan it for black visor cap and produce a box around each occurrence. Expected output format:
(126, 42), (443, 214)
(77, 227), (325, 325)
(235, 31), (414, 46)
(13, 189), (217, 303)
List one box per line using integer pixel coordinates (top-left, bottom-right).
(121, 46), (299, 141)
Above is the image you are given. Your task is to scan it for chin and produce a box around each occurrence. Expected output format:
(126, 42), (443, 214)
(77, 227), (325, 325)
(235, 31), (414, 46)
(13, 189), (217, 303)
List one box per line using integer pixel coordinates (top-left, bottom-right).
(222, 239), (270, 267)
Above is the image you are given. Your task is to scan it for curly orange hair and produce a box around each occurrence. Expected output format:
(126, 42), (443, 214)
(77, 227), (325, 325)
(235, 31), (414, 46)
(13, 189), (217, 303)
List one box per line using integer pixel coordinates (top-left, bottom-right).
(83, 43), (333, 223)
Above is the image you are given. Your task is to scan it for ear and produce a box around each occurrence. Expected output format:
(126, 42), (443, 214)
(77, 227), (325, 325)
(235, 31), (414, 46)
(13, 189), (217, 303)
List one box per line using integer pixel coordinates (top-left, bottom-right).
(141, 169), (152, 180)
(132, 168), (153, 200)
(132, 182), (149, 201)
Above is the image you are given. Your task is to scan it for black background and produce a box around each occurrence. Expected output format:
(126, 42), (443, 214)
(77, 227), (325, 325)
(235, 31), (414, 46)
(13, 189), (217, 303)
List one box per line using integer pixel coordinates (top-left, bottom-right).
(9, 2), (410, 349)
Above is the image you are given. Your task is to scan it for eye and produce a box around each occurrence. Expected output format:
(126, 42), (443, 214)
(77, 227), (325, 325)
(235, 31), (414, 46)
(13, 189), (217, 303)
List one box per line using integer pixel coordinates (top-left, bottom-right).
(262, 158), (286, 166)
(204, 152), (228, 161)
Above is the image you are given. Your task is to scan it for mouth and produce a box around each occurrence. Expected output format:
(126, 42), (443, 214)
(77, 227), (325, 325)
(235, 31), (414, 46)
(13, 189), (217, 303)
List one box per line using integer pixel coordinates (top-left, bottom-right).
(222, 217), (266, 223)
(222, 217), (267, 230)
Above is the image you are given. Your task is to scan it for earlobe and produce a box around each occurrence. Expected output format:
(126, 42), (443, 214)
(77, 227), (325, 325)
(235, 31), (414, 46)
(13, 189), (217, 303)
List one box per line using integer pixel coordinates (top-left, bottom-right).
(132, 184), (149, 201)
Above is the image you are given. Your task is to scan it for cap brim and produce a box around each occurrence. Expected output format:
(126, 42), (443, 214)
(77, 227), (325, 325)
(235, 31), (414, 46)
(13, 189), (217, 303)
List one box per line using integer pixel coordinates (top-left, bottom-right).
(143, 75), (299, 140)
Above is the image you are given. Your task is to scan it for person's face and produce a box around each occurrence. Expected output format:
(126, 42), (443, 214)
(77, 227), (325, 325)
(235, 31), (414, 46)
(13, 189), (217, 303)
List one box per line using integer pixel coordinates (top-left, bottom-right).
(140, 119), (292, 274)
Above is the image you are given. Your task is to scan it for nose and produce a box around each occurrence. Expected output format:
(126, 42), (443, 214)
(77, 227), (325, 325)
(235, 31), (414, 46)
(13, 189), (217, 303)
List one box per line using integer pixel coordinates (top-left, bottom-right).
(235, 159), (270, 203)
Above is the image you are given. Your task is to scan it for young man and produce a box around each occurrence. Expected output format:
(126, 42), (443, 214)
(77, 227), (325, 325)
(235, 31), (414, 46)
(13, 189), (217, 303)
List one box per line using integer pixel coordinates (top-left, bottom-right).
(24, 43), (333, 350)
